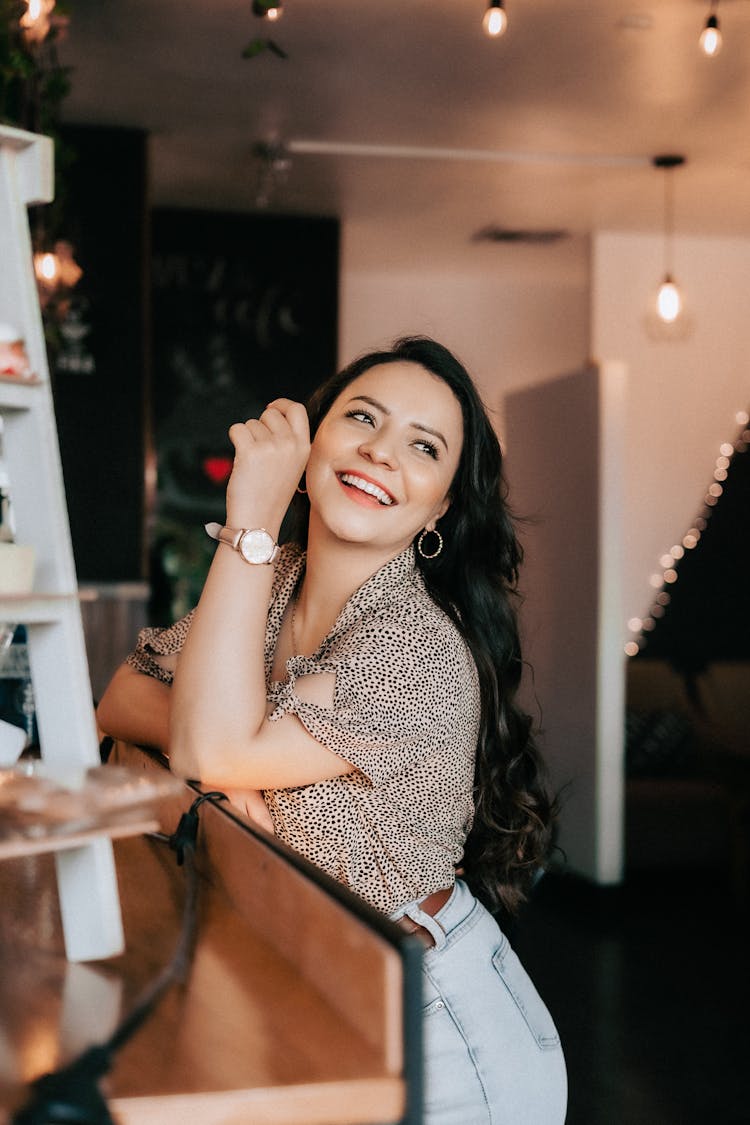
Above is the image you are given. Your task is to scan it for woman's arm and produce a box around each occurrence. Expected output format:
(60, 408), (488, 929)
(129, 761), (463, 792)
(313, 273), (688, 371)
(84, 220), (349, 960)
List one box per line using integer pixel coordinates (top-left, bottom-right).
(96, 662), (172, 753)
(169, 399), (351, 791)
(97, 661), (278, 832)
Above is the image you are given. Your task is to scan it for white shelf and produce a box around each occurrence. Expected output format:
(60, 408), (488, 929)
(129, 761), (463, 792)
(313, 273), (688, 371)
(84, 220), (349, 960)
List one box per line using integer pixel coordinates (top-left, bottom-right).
(0, 375), (42, 411)
(0, 592), (80, 624)
(0, 124), (125, 962)
(0, 817), (158, 861)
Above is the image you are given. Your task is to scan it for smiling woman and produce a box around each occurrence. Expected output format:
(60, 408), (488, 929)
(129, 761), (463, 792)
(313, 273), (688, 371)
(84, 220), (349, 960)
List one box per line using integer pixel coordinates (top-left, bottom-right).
(96, 336), (567, 1125)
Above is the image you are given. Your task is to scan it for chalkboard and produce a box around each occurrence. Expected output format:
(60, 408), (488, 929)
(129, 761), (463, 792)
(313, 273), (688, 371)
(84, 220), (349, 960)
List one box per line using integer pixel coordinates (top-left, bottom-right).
(150, 208), (339, 621)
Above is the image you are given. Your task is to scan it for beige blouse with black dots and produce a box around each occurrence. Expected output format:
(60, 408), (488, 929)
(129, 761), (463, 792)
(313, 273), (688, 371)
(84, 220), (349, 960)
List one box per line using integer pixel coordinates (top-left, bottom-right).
(126, 544), (480, 914)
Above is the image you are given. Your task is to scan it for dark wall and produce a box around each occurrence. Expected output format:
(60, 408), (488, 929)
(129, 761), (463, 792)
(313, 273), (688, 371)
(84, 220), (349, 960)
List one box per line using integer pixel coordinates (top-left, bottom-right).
(50, 139), (339, 604)
(53, 124), (148, 582)
(150, 208), (339, 621)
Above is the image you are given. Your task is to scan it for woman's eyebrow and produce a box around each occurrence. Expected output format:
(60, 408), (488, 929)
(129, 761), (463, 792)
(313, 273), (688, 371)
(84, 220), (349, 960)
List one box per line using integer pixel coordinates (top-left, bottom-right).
(347, 394), (449, 450)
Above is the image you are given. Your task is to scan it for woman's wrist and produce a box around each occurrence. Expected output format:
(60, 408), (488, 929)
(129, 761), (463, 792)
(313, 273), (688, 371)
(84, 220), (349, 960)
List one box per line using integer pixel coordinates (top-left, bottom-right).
(223, 511), (283, 540)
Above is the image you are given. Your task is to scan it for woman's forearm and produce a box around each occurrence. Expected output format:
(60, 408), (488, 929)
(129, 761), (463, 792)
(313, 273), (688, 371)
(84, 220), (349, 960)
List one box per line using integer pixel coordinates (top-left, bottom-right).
(96, 664), (172, 753)
(168, 398), (310, 783)
(168, 544), (275, 778)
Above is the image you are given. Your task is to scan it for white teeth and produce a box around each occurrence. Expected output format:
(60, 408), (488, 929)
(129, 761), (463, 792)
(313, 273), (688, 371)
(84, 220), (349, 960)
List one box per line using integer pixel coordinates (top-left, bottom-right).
(340, 473), (394, 505)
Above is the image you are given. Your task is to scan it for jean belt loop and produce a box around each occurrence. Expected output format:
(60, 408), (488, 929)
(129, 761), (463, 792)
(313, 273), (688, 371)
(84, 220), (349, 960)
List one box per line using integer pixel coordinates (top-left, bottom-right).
(402, 903), (447, 951)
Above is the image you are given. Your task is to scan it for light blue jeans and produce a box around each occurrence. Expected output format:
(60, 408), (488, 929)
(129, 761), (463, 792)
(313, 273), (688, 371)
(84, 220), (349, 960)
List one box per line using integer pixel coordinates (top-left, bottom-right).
(392, 880), (567, 1124)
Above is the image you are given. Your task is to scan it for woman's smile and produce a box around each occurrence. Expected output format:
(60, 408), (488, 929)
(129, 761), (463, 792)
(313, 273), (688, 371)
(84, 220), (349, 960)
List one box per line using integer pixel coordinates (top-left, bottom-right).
(337, 471), (397, 507)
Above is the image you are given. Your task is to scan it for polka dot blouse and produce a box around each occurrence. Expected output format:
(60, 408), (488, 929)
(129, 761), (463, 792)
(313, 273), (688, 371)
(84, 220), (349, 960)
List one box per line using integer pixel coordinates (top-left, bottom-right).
(126, 544), (480, 915)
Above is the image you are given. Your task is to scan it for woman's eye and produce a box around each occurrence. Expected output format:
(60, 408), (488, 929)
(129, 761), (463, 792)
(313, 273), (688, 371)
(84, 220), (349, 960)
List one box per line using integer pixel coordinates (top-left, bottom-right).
(414, 439), (439, 460)
(345, 409), (375, 425)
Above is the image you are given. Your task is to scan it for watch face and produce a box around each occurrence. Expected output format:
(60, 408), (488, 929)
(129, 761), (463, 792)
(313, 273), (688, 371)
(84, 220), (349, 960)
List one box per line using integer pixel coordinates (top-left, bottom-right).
(238, 528), (275, 564)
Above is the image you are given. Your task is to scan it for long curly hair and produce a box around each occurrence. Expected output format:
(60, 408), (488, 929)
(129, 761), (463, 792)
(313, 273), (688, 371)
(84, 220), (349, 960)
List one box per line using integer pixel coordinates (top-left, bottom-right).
(289, 336), (556, 916)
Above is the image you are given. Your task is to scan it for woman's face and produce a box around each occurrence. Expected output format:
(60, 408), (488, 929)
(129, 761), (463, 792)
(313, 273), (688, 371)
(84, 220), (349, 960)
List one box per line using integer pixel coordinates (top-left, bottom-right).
(305, 361), (464, 558)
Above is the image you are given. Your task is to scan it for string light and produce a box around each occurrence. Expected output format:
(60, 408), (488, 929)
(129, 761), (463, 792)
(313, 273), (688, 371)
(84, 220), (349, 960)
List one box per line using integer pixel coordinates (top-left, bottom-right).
(699, 2), (722, 57)
(483, 1), (508, 38)
(624, 408), (749, 655)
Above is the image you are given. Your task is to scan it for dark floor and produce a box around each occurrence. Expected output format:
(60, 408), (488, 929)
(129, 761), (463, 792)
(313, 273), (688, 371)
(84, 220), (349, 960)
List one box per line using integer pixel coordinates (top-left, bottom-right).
(512, 868), (749, 1125)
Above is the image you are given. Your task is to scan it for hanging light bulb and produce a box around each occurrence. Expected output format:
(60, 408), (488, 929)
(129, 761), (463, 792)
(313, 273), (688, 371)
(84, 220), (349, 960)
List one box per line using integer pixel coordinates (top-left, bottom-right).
(20, 0), (56, 44)
(700, 3), (722, 57)
(252, 0), (283, 19)
(33, 241), (83, 313)
(657, 276), (681, 323)
(483, 1), (508, 38)
(652, 154), (686, 325)
(34, 251), (59, 285)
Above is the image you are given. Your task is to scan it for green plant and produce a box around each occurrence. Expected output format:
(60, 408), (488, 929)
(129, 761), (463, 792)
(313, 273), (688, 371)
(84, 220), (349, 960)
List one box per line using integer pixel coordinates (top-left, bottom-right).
(0, 1), (71, 134)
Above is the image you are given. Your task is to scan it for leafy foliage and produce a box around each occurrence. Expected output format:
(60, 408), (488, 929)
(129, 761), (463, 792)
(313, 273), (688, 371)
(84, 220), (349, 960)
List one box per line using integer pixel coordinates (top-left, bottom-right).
(242, 36), (288, 60)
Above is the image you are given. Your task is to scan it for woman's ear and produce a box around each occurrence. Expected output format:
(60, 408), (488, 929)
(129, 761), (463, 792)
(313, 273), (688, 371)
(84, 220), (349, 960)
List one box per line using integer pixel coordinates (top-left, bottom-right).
(432, 494), (451, 525)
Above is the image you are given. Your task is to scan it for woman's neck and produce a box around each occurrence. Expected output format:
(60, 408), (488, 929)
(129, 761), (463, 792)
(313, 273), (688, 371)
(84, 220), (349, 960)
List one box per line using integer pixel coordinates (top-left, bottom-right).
(294, 515), (407, 653)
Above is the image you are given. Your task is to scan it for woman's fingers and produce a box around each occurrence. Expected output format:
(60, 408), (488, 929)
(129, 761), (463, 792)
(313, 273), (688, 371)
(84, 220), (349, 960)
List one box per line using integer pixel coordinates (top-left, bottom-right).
(224, 399), (310, 528)
(230, 400), (309, 447)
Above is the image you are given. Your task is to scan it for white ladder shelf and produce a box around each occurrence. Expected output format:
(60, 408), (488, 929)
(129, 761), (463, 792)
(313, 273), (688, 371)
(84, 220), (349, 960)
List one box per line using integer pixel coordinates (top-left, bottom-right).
(0, 124), (124, 961)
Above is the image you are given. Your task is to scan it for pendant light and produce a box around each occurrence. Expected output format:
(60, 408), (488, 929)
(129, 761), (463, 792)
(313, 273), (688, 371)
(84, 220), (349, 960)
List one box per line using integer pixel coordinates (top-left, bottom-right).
(699, 2), (722, 57)
(483, 1), (508, 38)
(653, 154), (686, 325)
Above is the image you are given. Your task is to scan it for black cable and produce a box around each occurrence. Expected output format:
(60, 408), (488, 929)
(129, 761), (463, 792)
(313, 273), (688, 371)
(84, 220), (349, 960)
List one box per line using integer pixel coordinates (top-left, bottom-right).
(11, 792), (226, 1125)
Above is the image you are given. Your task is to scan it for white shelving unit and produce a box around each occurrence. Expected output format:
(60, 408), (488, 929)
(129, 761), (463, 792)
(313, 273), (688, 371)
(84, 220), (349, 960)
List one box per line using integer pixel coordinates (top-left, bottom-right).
(0, 123), (125, 961)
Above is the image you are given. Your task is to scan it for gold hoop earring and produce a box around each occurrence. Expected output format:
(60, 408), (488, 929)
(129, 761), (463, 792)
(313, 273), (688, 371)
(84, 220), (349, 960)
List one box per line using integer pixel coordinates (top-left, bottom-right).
(417, 527), (443, 559)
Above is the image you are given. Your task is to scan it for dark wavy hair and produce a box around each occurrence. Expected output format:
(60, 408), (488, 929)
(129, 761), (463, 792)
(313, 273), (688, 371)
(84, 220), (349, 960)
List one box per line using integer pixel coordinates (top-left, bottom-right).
(290, 336), (556, 916)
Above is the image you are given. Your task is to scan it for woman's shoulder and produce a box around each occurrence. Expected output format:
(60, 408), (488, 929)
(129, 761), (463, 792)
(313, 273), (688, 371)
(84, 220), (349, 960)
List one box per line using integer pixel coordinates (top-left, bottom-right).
(335, 576), (477, 684)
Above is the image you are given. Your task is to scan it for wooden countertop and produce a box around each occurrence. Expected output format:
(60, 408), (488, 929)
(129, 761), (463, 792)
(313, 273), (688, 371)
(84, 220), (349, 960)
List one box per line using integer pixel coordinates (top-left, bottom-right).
(0, 746), (419, 1124)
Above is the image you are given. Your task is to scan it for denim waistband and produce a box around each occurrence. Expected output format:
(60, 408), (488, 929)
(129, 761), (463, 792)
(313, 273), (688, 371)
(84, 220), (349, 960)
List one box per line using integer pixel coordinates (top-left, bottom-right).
(389, 879), (478, 951)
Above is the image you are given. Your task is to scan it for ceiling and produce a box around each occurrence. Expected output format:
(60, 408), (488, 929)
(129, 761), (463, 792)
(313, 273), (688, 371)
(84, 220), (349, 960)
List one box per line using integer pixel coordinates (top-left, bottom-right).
(59, 1), (750, 267)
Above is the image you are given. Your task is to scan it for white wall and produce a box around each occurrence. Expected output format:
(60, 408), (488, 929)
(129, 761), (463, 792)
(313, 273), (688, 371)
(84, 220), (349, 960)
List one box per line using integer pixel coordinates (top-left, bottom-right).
(339, 224), (591, 433)
(592, 232), (750, 632)
(504, 363), (627, 884)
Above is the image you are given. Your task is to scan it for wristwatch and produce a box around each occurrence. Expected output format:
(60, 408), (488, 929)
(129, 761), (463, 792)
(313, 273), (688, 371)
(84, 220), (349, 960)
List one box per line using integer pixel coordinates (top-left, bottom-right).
(204, 522), (280, 565)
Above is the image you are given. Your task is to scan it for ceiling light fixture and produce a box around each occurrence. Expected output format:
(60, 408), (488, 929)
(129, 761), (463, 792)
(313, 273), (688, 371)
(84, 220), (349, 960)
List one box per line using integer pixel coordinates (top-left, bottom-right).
(483, 1), (508, 38)
(252, 1), (283, 20)
(699, 2), (722, 57)
(653, 154), (686, 325)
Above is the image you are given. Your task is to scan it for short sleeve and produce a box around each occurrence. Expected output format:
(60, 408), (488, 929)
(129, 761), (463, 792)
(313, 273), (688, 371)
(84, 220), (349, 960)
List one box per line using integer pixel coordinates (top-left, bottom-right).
(124, 610), (196, 685)
(267, 613), (479, 786)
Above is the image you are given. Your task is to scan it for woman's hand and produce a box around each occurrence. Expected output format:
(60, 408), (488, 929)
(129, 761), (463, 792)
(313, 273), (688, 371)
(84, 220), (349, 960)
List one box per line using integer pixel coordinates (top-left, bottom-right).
(225, 398), (310, 532)
(223, 787), (275, 834)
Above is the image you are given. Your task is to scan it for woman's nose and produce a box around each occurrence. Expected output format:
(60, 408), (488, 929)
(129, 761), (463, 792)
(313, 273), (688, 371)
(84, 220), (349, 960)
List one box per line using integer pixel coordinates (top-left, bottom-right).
(358, 432), (399, 469)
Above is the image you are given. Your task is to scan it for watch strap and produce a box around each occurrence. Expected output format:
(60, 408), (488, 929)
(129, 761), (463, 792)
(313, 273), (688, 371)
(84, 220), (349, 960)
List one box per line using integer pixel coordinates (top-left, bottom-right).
(205, 522), (243, 550)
